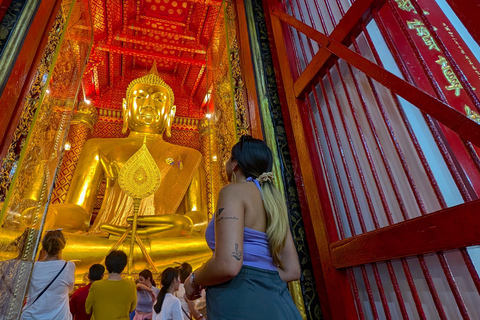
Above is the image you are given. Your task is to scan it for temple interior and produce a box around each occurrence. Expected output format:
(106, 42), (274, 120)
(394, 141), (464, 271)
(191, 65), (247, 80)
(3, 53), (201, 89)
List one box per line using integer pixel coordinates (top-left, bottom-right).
(1, 0), (480, 319)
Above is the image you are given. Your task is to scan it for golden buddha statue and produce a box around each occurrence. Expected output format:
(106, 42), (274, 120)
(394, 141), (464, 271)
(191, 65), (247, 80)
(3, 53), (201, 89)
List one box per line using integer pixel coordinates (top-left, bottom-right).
(29, 65), (211, 281)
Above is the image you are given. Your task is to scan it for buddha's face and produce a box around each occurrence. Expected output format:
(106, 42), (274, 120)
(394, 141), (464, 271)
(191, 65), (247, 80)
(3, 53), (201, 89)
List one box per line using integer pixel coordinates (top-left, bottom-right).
(123, 83), (175, 134)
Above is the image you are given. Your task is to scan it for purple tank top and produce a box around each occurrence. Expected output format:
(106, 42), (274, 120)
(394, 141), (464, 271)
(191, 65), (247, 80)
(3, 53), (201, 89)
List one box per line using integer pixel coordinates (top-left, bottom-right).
(205, 178), (277, 271)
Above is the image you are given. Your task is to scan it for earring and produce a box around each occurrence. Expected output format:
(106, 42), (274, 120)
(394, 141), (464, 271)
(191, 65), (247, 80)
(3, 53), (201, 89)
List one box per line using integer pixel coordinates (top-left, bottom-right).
(231, 171), (237, 184)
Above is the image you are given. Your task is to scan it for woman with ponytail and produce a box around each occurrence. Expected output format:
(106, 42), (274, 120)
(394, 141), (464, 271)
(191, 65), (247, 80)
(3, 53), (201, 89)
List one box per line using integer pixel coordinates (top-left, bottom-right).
(185, 135), (301, 319)
(21, 230), (75, 319)
(152, 267), (182, 320)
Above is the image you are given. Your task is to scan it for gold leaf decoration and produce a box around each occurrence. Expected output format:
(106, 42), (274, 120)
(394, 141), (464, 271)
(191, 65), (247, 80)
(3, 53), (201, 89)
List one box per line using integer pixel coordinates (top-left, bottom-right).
(118, 139), (161, 199)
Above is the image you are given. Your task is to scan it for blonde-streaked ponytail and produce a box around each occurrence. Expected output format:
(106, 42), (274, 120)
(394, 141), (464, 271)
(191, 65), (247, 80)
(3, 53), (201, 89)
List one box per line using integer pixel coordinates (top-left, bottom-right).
(260, 180), (289, 269)
(231, 135), (291, 269)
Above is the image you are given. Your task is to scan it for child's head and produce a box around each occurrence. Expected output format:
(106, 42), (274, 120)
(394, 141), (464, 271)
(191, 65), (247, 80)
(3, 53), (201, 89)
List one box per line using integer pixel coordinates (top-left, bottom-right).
(88, 264), (105, 282)
(105, 250), (127, 274)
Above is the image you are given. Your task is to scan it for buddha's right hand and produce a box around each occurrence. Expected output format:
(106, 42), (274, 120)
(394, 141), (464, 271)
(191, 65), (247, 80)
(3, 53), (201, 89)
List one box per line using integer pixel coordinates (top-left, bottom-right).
(21, 203), (90, 232)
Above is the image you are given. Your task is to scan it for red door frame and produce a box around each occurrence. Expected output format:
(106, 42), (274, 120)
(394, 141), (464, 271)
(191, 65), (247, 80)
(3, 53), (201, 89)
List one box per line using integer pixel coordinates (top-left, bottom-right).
(262, 0), (480, 319)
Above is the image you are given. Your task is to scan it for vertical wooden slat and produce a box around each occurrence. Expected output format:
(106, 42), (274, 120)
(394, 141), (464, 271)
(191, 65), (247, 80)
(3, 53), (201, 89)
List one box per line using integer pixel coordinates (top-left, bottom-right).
(385, 1), (474, 201)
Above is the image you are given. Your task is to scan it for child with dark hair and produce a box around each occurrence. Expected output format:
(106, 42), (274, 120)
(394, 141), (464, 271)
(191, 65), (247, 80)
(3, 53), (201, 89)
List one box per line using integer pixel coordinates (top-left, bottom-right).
(86, 251), (137, 320)
(70, 264), (105, 320)
(21, 229), (76, 320)
(134, 269), (159, 320)
(152, 267), (182, 320)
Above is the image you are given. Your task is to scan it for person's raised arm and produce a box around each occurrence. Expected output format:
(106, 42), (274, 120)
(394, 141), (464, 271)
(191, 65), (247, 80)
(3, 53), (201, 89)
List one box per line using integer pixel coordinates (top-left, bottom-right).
(187, 184), (244, 287)
(136, 283), (153, 292)
(277, 229), (301, 282)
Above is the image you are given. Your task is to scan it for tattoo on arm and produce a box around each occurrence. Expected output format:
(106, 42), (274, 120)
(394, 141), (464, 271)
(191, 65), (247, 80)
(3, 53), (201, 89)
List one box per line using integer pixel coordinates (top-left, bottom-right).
(231, 243), (242, 261)
(216, 216), (238, 222)
(216, 208), (225, 217)
(215, 207), (238, 222)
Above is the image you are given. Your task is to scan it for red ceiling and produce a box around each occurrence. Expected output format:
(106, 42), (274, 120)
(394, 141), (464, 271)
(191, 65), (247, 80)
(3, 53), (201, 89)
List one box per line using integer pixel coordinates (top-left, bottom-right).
(82, 0), (222, 117)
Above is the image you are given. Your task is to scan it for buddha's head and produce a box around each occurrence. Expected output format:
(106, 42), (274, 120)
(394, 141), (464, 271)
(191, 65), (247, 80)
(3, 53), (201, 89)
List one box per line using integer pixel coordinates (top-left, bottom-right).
(122, 63), (176, 136)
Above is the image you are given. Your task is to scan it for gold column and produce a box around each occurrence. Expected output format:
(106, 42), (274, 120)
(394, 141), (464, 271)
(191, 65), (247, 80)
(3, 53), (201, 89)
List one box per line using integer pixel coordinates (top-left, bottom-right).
(200, 118), (221, 220)
(51, 101), (98, 204)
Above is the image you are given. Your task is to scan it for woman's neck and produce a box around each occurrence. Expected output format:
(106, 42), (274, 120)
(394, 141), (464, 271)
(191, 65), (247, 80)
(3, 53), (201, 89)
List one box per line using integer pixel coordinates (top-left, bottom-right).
(233, 170), (247, 183)
(43, 254), (60, 261)
(166, 285), (175, 294)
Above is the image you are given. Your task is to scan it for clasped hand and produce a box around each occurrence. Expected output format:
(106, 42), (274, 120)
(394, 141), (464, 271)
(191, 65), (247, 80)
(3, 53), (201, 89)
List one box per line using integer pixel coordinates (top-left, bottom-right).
(184, 275), (203, 301)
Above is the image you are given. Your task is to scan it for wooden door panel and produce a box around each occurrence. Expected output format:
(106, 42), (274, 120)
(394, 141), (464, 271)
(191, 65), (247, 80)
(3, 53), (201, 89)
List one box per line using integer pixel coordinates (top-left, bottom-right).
(265, 0), (480, 318)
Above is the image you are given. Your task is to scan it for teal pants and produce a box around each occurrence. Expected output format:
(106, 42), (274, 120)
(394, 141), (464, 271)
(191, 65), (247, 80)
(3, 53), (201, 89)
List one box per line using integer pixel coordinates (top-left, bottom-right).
(206, 265), (302, 320)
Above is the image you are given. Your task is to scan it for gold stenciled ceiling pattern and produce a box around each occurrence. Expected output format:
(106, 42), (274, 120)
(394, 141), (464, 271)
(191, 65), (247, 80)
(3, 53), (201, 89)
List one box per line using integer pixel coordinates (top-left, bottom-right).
(83, 0), (222, 117)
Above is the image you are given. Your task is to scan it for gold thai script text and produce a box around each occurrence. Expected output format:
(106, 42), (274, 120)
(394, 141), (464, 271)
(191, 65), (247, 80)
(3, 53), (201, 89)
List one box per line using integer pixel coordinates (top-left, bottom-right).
(436, 55), (463, 96)
(407, 19), (441, 51)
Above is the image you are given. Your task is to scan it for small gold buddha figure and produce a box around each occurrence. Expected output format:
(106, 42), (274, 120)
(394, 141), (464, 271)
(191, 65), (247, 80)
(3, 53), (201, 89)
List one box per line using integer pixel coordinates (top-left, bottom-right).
(34, 65), (211, 280)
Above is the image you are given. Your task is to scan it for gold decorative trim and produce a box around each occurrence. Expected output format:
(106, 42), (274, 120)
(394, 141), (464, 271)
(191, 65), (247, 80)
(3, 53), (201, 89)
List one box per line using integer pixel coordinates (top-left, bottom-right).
(0, 11), (65, 203)
(71, 101), (98, 129)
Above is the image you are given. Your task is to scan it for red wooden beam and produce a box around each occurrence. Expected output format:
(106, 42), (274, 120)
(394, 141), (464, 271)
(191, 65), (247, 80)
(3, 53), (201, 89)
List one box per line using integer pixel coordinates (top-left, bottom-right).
(96, 44), (206, 66)
(189, 65), (205, 100)
(129, 23), (196, 41)
(93, 66), (100, 96)
(139, 15), (186, 27)
(331, 199), (480, 268)
(271, 7), (480, 148)
(173, 2), (195, 75)
(183, 0), (222, 5)
(116, 33), (206, 53)
(197, 5), (209, 43)
(293, 0), (385, 97)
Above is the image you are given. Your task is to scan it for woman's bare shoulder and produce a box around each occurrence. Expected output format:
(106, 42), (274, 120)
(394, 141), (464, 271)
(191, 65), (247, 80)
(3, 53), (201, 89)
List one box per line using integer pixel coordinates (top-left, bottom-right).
(219, 182), (254, 197)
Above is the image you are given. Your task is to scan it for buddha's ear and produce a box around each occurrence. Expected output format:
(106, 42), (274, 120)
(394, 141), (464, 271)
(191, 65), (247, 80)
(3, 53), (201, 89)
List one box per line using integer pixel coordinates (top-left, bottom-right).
(165, 105), (176, 138)
(122, 98), (128, 134)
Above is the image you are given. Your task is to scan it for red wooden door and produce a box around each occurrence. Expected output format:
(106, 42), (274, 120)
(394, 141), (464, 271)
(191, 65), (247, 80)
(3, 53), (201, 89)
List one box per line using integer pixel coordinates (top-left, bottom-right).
(263, 0), (480, 318)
